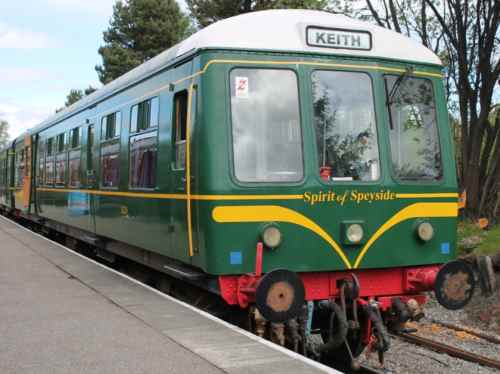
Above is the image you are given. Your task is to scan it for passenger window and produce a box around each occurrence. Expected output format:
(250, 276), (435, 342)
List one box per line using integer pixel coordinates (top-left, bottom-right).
(101, 112), (121, 140)
(173, 91), (188, 170)
(70, 127), (81, 149)
(384, 76), (442, 181)
(130, 97), (159, 133)
(87, 125), (94, 170)
(230, 69), (303, 182)
(45, 138), (55, 185)
(101, 142), (120, 188)
(37, 141), (45, 186)
(100, 112), (121, 188)
(312, 71), (380, 182)
(129, 133), (157, 189)
(15, 149), (24, 187)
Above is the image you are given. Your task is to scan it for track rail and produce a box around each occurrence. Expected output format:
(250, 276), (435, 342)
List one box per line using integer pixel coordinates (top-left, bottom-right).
(429, 319), (500, 344)
(396, 332), (500, 370)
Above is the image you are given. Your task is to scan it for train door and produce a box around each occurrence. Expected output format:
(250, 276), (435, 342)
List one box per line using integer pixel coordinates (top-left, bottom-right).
(171, 81), (197, 262)
(6, 143), (15, 208)
(82, 122), (97, 233)
(12, 137), (32, 211)
(22, 135), (32, 211)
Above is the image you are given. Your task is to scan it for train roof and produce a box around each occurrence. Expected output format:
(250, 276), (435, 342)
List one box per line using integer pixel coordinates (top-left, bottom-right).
(26, 9), (441, 138)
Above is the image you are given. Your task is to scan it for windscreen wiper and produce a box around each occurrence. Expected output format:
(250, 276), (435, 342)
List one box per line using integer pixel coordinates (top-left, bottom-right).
(385, 67), (414, 130)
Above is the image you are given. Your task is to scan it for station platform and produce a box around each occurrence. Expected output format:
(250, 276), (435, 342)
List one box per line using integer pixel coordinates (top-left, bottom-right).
(0, 216), (339, 374)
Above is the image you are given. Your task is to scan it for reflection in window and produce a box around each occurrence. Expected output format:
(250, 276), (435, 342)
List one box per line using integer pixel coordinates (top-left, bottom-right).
(385, 76), (441, 180)
(131, 97), (159, 133)
(101, 112), (121, 140)
(173, 91), (188, 170)
(312, 71), (380, 182)
(70, 127), (81, 149)
(37, 142), (45, 186)
(129, 133), (157, 188)
(230, 69), (303, 182)
(68, 150), (80, 187)
(55, 154), (66, 185)
(15, 149), (25, 187)
(101, 143), (120, 188)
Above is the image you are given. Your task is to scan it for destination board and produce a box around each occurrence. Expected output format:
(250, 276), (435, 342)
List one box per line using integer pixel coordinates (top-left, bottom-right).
(307, 27), (372, 51)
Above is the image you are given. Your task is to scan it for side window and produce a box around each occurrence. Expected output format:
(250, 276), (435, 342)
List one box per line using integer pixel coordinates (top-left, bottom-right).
(15, 149), (24, 187)
(101, 111), (121, 140)
(37, 141), (45, 186)
(129, 133), (157, 189)
(173, 91), (188, 170)
(55, 133), (66, 186)
(100, 112), (121, 188)
(68, 127), (82, 188)
(130, 97), (159, 133)
(45, 138), (55, 185)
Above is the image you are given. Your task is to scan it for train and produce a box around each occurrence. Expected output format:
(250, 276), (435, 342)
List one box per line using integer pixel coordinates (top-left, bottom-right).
(0, 9), (475, 367)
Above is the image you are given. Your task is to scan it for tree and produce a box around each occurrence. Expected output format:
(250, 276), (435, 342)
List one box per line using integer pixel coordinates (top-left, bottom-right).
(65, 86), (97, 107)
(0, 120), (10, 150)
(96, 0), (191, 84)
(187, 0), (331, 28)
(355, 0), (499, 219)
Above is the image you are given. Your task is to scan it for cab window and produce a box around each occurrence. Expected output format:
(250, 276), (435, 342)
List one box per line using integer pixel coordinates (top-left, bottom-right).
(230, 69), (303, 183)
(312, 71), (380, 182)
(384, 75), (442, 181)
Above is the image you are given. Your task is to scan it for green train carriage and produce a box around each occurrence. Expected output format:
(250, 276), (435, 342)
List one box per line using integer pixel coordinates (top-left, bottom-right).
(0, 10), (472, 362)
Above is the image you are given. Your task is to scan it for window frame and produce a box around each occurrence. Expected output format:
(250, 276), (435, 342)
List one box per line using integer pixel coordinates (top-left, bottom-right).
(101, 111), (122, 141)
(172, 90), (188, 172)
(130, 96), (160, 134)
(383, 74), (443, 185)
(45, 138), (55, 186)
(227, 66), (306, 186)
(128, 128), (158, 190)
(99, 111), (122, 189)
(310, 69), (382, 185)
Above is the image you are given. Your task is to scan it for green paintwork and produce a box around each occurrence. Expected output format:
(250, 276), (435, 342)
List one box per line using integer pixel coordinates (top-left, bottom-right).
(0, 49), (458, 276)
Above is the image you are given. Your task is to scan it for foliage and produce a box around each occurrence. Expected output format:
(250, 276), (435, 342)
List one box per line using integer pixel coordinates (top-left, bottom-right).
(65, 86), (97, 107)
(457, 222), (500, 256)
(347, 0), (499, 219)
(96, 0), (191, 84)
(187, 0), (331, 28)
(0, 120), (9, 150)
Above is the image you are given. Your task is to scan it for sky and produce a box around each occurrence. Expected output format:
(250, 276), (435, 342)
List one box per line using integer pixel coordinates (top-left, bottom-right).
(0, 0), (187, 140)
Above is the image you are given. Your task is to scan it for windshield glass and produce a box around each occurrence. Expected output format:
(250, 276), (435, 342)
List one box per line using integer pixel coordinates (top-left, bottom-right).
(230, 69), (303, 183)
(385, 75), (442, 180)
(312, 70), (380, 182)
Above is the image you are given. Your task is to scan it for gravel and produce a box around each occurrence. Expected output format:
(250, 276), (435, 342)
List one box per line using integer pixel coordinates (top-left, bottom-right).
(357, 273), (500, 373)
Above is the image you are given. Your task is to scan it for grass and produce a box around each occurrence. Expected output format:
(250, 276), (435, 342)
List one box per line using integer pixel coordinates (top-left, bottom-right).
(457, 221), (500, 256)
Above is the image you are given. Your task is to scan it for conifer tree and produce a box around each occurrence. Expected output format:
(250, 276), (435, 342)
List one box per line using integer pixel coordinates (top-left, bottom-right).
(96, 0), (191, 84)
(187, 0), (330, 28)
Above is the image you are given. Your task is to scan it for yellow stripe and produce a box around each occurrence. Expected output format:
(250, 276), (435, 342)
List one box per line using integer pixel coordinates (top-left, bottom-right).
(353, 202), (458, 268)
(212, 205), (352, 269)
(396, 193), (458, 199)
(192, 194), (303, 201)
(35, 188), (458, 202)
(172, 59), (442, 86)
(186, 83), (194, 257)
(36, 187), (187, 199)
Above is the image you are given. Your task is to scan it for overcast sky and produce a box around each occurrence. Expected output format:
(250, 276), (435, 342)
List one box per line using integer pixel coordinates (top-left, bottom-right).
(0, 0), (187, 139)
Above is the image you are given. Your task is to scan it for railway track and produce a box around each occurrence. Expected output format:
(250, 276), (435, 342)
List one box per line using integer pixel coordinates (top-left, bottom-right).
(429, 319), (500, 344)
(395, 331), (500, 371)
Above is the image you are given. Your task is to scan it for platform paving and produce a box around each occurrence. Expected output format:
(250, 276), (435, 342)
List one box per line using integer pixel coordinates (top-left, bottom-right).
(0, 216), (338, 374)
